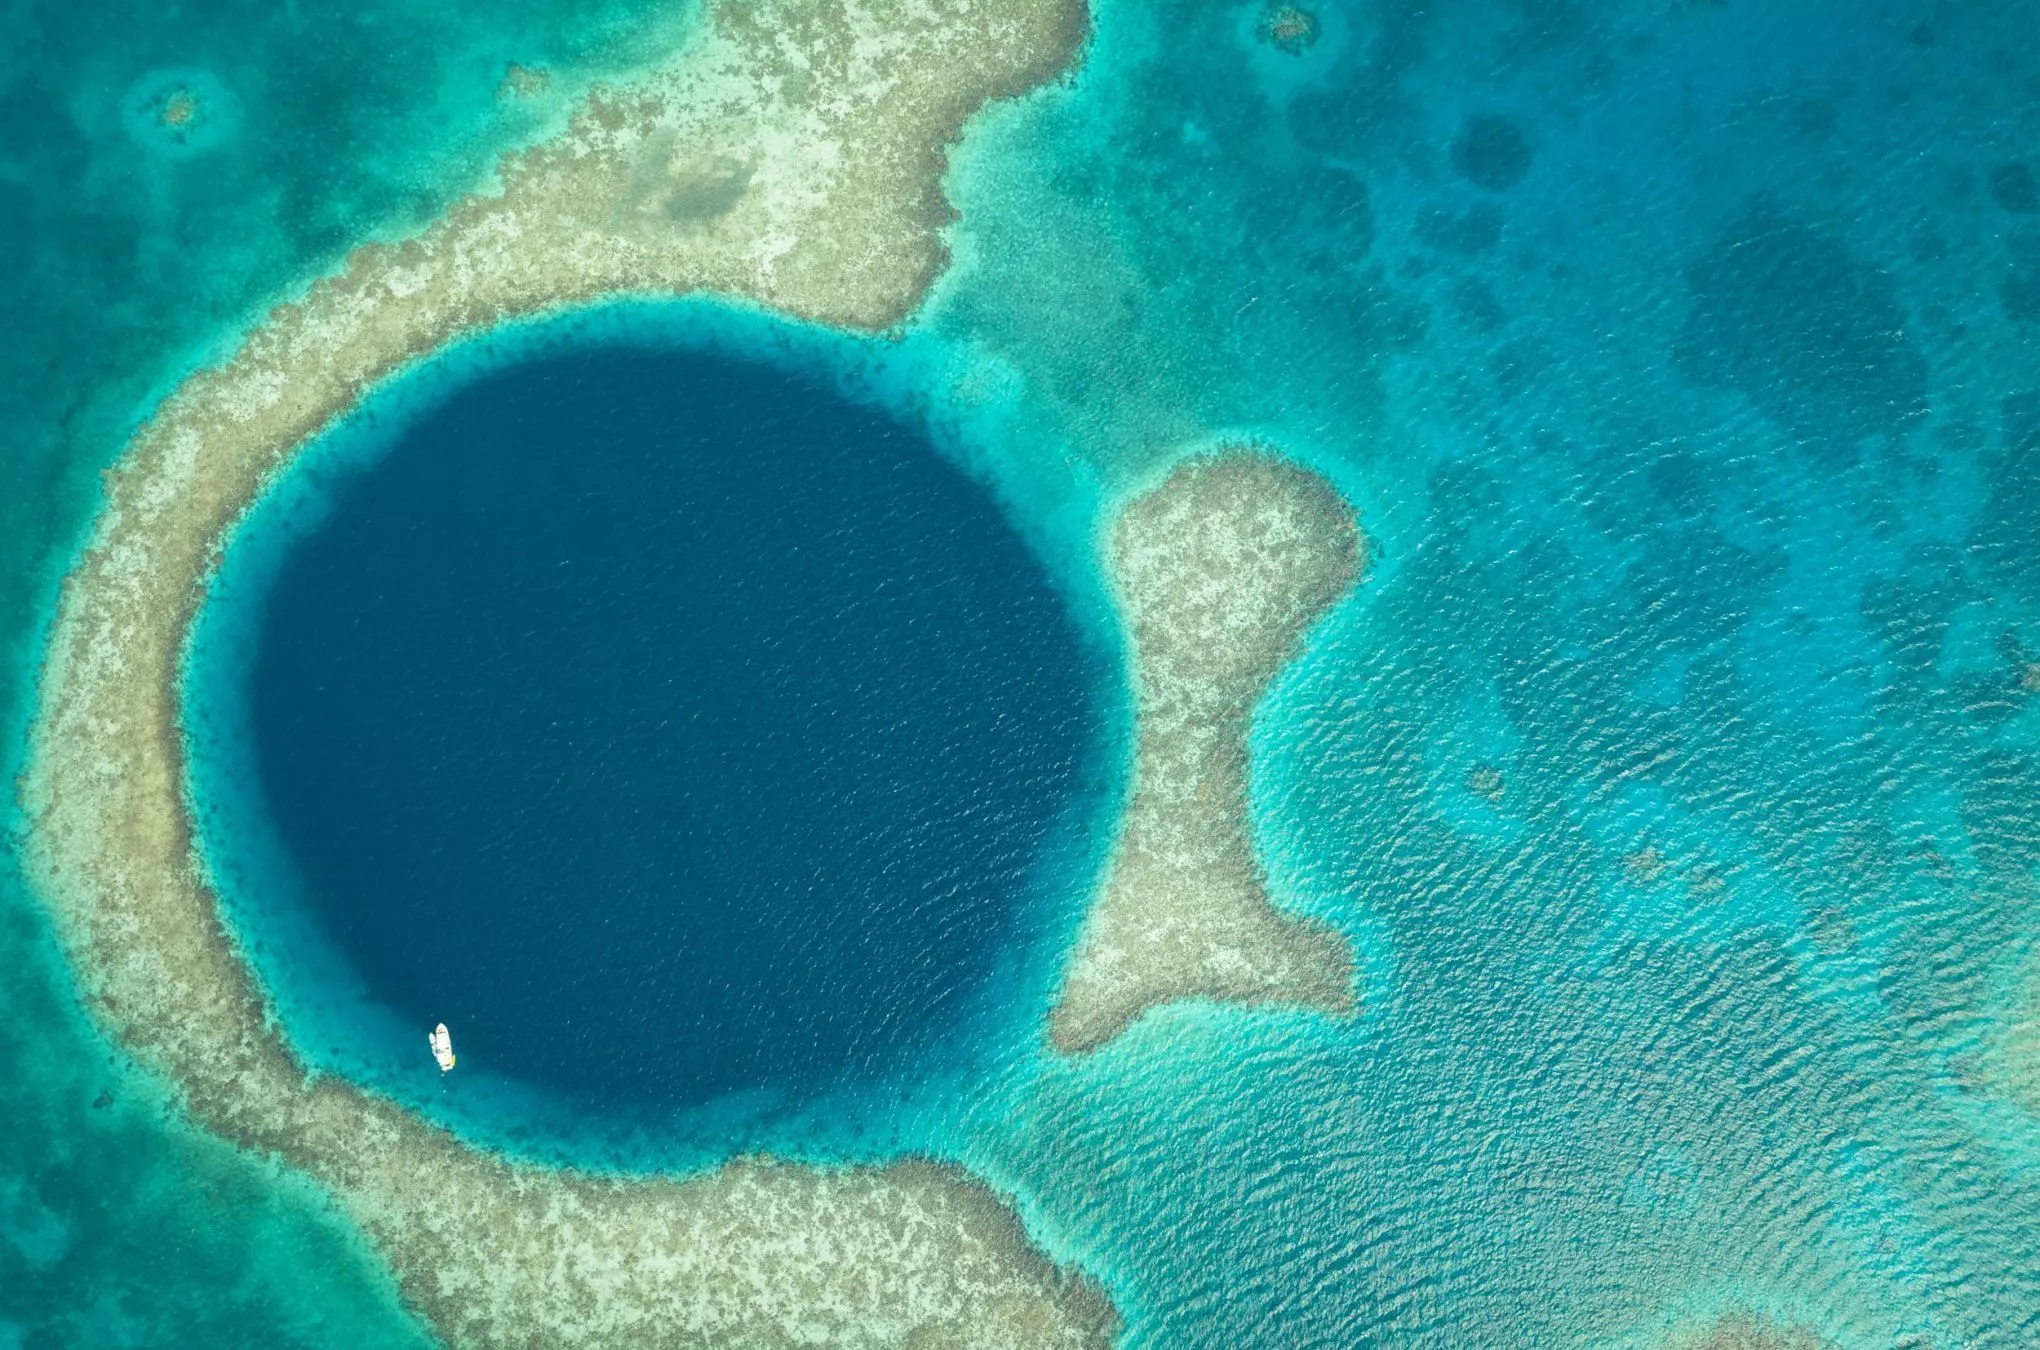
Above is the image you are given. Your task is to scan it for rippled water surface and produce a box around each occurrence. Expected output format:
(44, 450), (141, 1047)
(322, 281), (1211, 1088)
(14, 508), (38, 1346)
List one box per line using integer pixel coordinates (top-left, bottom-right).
(4, 0), (2039, 1344)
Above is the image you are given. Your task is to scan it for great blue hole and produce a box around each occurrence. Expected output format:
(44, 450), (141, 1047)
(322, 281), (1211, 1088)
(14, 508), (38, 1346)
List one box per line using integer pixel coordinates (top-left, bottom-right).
(220, 339), (1100, 1116)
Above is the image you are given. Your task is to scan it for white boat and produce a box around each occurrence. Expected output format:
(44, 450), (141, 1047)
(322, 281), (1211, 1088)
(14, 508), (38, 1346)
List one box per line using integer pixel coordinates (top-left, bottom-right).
(429, 1023), (456, 1072)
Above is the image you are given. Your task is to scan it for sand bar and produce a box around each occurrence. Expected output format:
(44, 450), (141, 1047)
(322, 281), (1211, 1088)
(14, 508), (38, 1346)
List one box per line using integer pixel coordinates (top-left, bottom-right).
(1050, 451), (1362, 1054)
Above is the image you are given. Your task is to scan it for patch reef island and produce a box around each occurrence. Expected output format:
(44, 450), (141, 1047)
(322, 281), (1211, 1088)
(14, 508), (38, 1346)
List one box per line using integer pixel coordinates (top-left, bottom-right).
(19, 0), (1373, 1343)
(1051, 454), (1363, 1053)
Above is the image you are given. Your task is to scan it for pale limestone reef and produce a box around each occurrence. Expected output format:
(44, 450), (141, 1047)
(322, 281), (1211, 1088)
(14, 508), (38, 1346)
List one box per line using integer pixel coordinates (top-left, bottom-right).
(1050, 452), (1362, 1054)
(19, 0), (1118, 1344)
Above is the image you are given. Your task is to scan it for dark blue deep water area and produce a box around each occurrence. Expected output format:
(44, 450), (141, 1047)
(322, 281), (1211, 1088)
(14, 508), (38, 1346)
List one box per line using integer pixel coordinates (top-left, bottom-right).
(232, 340), (1099, 1118)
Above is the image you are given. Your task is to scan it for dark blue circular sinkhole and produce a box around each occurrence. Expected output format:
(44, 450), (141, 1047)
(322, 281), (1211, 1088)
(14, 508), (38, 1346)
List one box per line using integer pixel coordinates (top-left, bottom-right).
(243, 341), (1098, 1113)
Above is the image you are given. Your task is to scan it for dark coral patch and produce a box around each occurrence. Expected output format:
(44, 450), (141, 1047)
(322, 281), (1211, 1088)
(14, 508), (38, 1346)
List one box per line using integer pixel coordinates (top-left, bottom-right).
(1989, 162), (2038, 214)
(1450, 114), (1532, 192)
(1647, 451), (1710, 522)
(2005, 270), (2040, 325)
(1452, 278), (1506, 332)
(1677, 200), (1927, 455)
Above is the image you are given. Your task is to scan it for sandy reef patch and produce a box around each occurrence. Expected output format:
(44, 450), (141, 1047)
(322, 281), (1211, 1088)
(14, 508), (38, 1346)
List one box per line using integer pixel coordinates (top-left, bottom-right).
(1050, 450), (1362, 1054)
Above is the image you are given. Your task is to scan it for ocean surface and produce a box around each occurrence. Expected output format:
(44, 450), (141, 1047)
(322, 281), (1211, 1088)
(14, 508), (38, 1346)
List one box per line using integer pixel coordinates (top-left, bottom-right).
(5, 0), (2040, 1346)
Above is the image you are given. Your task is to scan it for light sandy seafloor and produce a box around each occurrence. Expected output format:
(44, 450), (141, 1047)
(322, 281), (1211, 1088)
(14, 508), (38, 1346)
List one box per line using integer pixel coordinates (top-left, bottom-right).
(17, 0), (1123, 1344)
(1051, 452), (1362, 1054)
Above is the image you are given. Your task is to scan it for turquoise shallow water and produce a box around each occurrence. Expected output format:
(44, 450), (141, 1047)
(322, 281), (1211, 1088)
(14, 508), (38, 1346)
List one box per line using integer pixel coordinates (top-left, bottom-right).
(7, 0), (2040, 1345)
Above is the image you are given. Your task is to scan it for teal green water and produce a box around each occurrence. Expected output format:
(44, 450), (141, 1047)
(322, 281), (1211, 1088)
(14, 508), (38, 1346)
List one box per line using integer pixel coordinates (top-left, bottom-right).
(8, 0), (2040, 1345)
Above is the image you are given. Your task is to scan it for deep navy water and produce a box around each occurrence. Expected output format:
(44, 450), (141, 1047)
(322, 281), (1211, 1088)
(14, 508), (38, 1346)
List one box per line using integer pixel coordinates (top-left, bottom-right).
(6, 0), (2040, 1344)
(224, 343), (1100, 1115)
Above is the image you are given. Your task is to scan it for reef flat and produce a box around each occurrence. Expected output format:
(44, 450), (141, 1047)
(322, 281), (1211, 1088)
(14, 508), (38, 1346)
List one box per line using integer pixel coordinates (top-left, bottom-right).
(17, 0), (1117, 1343)
(1051, 452), (1361, 1054)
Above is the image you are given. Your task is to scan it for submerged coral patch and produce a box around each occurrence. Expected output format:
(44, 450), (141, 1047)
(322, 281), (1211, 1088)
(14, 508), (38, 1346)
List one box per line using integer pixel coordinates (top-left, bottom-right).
(1678, 199), (1928, 455)
(496, 63), (552, 102)
(1989, 161), (2037, 214)
(1256, 3), (1321, 55)
(1663, 1308), (1838, 1350)
(1450, 114), (1533, 192)
(119, 68), (237, 158)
